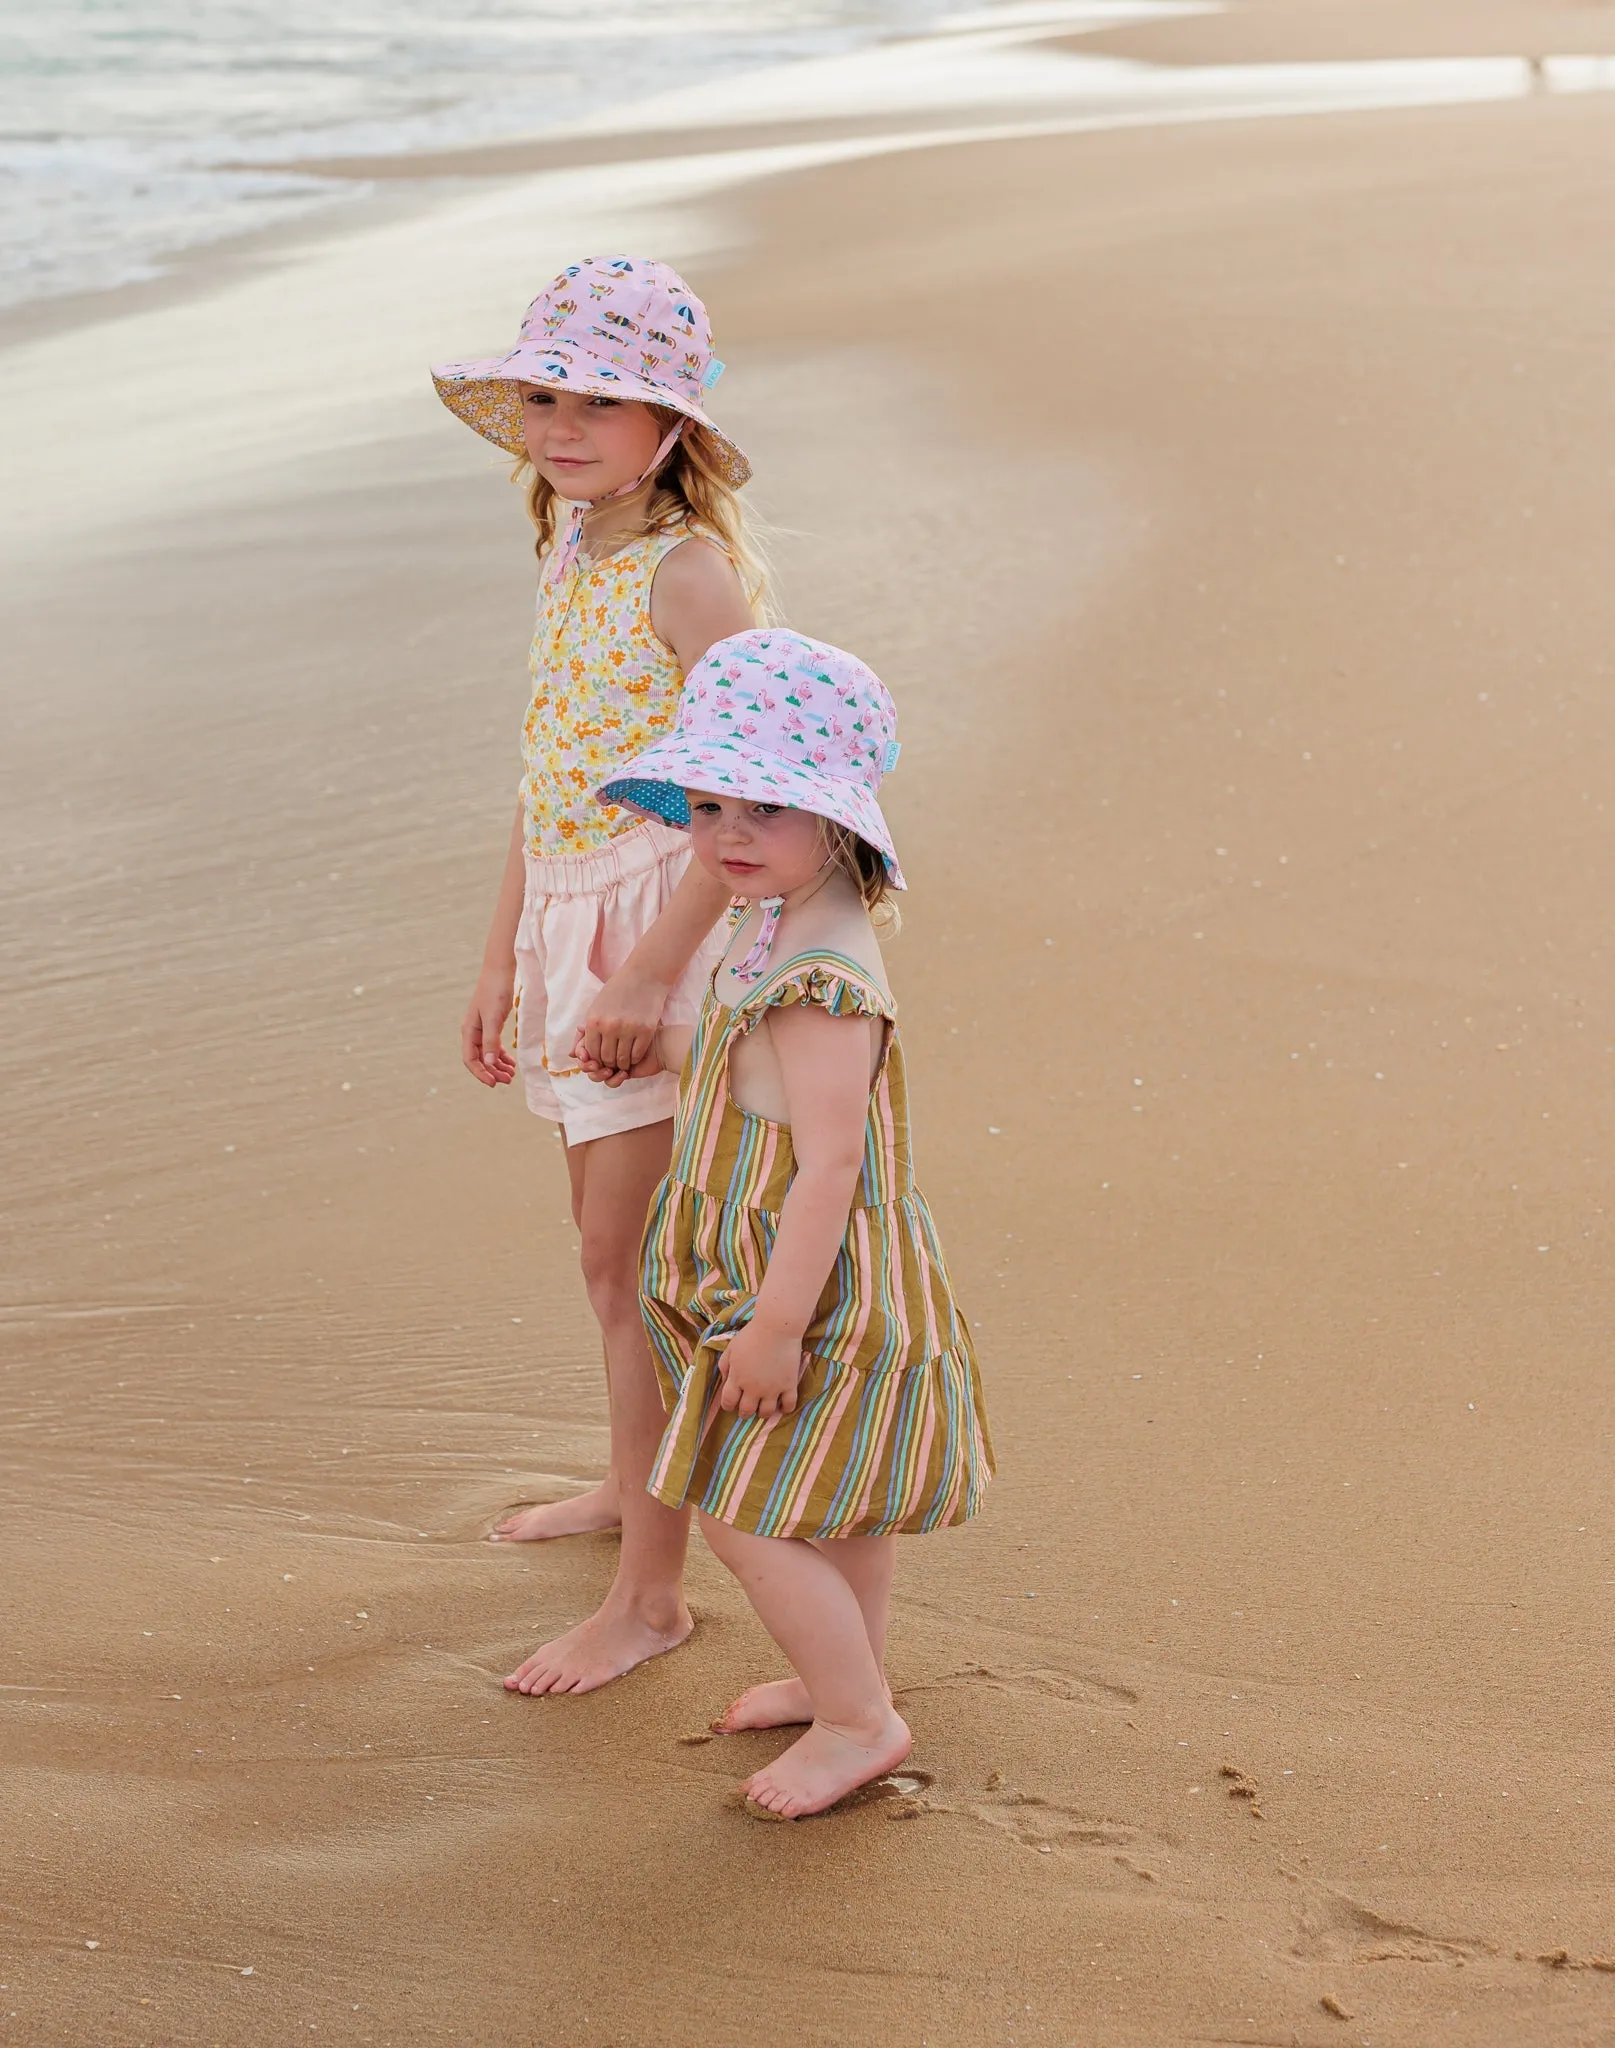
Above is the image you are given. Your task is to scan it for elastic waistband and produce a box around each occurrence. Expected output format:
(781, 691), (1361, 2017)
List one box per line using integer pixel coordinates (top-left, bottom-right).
(523, 816), (687, 897)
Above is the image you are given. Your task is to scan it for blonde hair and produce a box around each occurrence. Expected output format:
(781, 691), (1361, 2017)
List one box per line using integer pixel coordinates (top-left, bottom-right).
(516, 403), (772, 617)
(820, 820), (901, 935)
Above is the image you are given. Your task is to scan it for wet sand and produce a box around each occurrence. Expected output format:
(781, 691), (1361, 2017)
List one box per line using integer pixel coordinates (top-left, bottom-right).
(5, 9), (1615, 2045)
(1078, 0), (1615, 64)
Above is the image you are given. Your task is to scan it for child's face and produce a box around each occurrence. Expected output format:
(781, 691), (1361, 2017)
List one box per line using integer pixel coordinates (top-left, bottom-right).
(687, 792), (825, 899)
(520, 386), (664, 500)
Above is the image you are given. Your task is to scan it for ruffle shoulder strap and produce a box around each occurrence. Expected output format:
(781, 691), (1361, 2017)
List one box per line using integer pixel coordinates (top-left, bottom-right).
(734, 952), (895, 1032)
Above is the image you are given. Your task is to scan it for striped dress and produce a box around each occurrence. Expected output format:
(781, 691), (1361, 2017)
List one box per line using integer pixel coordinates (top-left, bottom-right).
(641, 949), (994, 1538)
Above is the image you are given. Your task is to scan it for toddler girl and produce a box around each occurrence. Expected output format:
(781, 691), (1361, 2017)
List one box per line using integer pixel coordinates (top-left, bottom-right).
(588, 628), (994, 1816)
(431, 256), (761, 1694)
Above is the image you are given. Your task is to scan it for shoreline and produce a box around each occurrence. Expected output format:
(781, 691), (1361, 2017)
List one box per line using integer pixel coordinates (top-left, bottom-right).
(9, 0), (1615, 368)
(8, 53), (1613, 564)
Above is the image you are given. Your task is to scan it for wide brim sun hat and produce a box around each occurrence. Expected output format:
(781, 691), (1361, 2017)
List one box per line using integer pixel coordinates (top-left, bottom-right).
(430, 254), (750, 490)
(598, 627), (906, 889)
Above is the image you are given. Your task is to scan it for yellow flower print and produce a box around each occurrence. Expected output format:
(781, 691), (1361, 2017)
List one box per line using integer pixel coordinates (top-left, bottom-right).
(520, 523), (723, 858)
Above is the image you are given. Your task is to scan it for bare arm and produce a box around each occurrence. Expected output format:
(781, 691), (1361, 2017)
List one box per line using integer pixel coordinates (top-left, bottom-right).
(650, 530), (758, 668)
(461, 800), (525, 1088)
(579, 536), (755, 1074)
(716, 1005), (872, 1420)
(578, 860), (731, 1078)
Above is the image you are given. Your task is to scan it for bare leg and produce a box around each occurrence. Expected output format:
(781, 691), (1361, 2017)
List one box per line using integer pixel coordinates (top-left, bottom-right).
(713, 1534), (896, 1732)
(700, 1514), (909, 1818)
(492, 1139), (623, 1541)
(491, 1336), (622, 1537)
(505, 1123), (691, 1695)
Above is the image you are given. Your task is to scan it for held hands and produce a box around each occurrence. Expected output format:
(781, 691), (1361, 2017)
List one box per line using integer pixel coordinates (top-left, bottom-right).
(572, 965), (671, 1087)
(574, 1041), (665, 1086)
(580, 967), (669, 1073)
(717, 1322), (807, 1422)
(462, 969), (516, 1087)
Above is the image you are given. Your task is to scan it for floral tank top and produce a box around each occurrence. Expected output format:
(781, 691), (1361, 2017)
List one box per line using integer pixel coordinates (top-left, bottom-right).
(521, 520), (715, 859)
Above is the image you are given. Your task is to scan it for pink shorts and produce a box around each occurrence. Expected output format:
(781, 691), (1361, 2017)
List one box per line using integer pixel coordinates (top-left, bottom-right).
(514, 819), (727, 1146)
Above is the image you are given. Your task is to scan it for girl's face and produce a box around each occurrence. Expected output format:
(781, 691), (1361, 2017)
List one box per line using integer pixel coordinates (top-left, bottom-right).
(520, 386), (664, 500)
(687, 792), (826, 900)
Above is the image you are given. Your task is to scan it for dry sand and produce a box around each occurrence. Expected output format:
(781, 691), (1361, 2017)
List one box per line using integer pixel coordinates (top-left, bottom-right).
(5, 6), (1615, 2044)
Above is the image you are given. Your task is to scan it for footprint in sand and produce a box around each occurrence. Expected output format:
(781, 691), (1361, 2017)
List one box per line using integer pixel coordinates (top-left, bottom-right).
(903, 1663), (1139, 1711)
(1290, 1884), (1496, 1966)
(917, 1772), (1168, 1880)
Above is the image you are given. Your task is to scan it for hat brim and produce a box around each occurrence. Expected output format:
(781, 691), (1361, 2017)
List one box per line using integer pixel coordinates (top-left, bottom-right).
(430, 355), (750, 490)
(599, 738), (905, 889)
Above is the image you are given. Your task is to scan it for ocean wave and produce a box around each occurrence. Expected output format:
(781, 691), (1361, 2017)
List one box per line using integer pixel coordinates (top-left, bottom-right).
(0, 0), (950, 308)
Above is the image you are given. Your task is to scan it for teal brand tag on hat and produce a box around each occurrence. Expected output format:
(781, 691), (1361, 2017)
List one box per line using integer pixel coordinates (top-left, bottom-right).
(882, 740), (901, 772)
(702, 358), (726, 388)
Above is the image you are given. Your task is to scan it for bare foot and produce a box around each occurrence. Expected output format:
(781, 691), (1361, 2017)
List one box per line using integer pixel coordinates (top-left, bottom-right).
(490, 1479), (621, 1542)
(742, 1709), (912, 1819)
(503, 1596), (692, 1697)
(712, 1677), (813, 1733)
(713, 1674), (897, 1734)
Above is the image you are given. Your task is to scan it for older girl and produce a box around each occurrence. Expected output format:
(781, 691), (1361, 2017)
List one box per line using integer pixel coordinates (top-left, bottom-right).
(432, 256), (762, 1694)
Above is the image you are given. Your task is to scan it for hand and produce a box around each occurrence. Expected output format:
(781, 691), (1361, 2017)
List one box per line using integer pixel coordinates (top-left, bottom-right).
(574, 1040), (664, 1088)
(578, 967), (670, 1077)
(717, 1323), (807, 1422)
(462, 968), (516, 1087)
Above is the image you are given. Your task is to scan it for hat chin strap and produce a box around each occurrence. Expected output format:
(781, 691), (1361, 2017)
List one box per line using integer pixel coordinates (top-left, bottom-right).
(729, 895), (786, 985)
(546, 419), (686, 585)
(728, 855), (837, 985)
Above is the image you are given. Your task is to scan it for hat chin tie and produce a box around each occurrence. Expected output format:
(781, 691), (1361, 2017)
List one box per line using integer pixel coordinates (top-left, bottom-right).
(728, 854), (838, 985)
(546, 419), (686, 585)
(729, 895), (786, 985)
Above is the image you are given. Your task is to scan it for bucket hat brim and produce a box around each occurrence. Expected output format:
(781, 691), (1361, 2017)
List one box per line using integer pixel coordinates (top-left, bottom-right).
(599, 736), (905, 890)
(431, 353), (750, 490)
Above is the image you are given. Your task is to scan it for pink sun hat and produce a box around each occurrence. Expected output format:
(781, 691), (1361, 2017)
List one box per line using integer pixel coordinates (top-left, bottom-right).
(429, 254), (750, 489)
(597, 628), (906, 888)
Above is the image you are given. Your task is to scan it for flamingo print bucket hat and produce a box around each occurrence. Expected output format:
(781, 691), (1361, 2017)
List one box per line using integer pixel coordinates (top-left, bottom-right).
(598, 628), (906, 888)
(430, 255), (750, 489)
